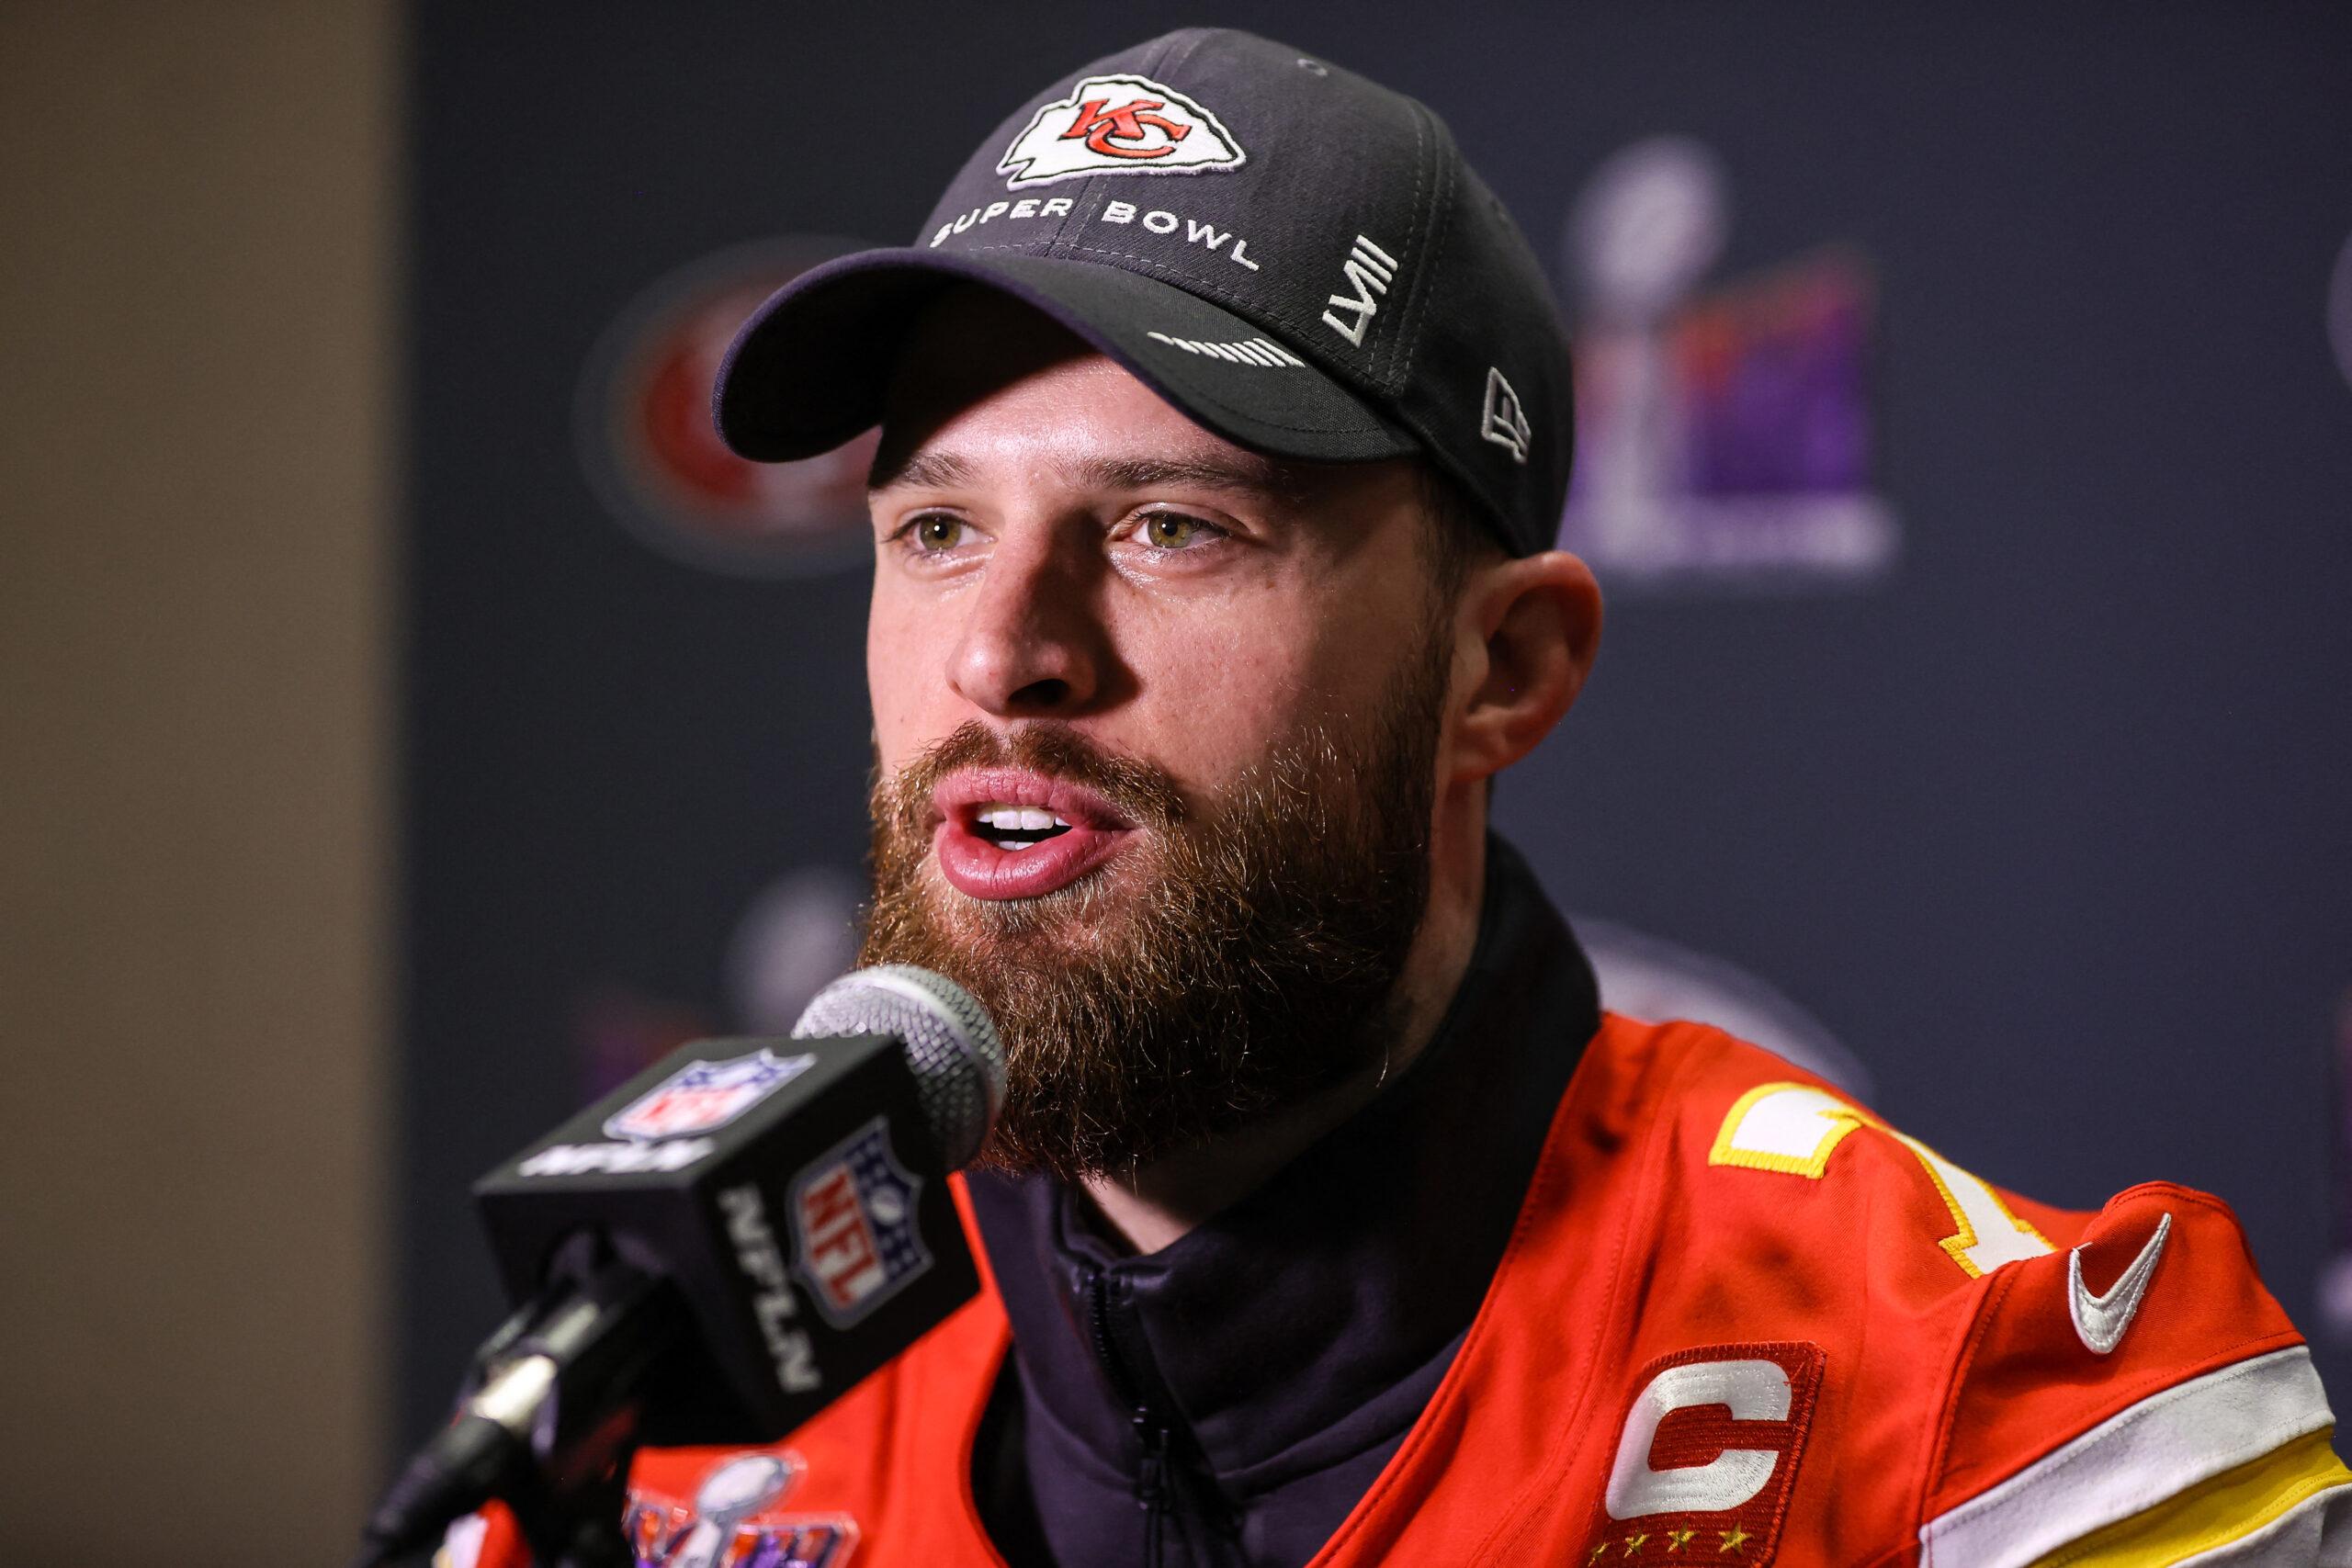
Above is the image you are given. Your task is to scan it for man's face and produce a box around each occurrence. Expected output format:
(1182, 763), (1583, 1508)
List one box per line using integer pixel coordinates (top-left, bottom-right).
(860, 288), (1463, 1179)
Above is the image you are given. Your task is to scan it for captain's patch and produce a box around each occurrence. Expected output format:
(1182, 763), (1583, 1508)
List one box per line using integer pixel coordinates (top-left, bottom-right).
(1579, 1342), (1825, 1565)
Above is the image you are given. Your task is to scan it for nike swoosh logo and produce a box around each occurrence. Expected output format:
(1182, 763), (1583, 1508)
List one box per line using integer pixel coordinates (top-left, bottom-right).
(2069, 1211), (2173, 1355)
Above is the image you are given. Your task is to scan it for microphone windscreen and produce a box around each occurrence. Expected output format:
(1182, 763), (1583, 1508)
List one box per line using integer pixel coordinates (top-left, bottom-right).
(794, 964), (1004, 1169)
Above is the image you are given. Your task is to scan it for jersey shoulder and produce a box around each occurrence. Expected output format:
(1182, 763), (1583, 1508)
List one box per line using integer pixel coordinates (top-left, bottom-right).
(1615, 1014), (2083, 1292)
(1917, 1181), (2341, 1565)
(1595, 1013), (2349, 1562)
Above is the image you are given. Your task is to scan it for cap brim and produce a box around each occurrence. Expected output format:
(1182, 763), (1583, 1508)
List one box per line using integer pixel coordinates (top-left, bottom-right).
(714, 248), (1417, 467)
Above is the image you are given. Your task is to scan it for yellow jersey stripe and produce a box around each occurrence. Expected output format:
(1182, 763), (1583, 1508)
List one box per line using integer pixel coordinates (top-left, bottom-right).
(1918, 1348), (2335, 1567)
(2023, 1428), (2351, 1567)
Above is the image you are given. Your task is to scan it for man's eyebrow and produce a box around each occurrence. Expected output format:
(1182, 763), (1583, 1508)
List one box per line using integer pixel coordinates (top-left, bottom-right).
(868, 446), (1295, 499)
(868, 448), (976, 491)
(1069, 454), (1295, 497)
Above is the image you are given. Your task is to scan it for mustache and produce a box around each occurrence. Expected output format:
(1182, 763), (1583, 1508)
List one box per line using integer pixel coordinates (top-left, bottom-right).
(876, 720), (1191, 832)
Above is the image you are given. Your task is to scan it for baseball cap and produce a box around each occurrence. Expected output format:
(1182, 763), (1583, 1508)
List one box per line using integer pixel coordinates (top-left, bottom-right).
(715, 28), (1572, 556)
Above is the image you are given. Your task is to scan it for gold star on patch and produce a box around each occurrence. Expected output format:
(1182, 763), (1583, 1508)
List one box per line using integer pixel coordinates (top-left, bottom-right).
(1588, 1545), (1610, 1565)
(1623, 1535), (1649, 1556)
(1666, 1529), (1697, 1552)
(1718, 1527), (1751, 1553)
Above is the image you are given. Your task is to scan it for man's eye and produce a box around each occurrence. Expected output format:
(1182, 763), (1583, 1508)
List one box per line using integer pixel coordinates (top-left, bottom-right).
(907, 515), (969, 552)
(1135, 512), (1218, 550)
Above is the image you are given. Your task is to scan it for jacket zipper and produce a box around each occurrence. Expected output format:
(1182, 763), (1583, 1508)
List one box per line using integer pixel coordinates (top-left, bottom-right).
(1087, 1265), (1171, 1568)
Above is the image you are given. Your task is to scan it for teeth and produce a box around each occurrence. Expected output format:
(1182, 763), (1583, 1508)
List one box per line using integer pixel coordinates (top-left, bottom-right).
(975, 803), (1072, 830)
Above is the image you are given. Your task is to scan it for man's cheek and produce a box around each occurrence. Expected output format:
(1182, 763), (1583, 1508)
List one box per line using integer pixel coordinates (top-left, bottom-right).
(864, 681), (936, 771)
(865, 607), (932, 740)
(1161, 689), (1305, 779)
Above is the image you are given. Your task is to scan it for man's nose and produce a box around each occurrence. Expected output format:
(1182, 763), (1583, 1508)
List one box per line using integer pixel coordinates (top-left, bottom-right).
(947, 531), (1107, 716)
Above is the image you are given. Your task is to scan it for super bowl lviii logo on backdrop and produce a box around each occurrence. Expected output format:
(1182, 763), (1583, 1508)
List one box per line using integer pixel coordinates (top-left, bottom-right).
(2330, 223), (2352, 397)
(1558, 138), (1898, 591)
(578, 239), (880, 578)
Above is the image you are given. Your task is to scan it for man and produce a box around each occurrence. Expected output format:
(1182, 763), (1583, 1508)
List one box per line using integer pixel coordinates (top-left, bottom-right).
(458, 28), (2346, 1568)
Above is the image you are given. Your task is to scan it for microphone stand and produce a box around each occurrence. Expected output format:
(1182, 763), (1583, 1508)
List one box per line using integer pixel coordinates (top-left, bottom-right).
(497, 1421), (639, 1568)
(356, 1239), (678, 1568)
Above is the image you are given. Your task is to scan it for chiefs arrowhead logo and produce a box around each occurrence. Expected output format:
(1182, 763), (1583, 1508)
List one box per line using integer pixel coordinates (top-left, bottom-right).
(998, 73), (1246, 189)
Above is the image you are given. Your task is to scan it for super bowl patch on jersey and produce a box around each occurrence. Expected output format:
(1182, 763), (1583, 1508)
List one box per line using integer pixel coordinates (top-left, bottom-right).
(621, 1450), (858, 1568)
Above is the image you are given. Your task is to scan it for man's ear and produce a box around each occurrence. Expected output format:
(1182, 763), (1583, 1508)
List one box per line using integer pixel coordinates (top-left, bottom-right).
(1447, 550), (1602, 784)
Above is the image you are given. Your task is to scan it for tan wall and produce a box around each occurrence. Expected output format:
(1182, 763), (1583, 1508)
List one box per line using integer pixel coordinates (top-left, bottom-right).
(0, 4), (395, 1563)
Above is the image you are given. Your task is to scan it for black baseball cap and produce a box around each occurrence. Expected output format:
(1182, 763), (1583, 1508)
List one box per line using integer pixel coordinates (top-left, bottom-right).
(715, 28), (1572, 557)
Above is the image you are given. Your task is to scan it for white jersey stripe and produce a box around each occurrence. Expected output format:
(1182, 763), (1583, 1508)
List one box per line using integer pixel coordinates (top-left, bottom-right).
(1918, 1347), (2335, 1568)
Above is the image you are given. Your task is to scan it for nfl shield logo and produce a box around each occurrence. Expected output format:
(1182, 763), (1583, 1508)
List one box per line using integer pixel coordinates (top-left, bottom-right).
(787, 1117), (931, 1327)
(604, 1048), (815, 1142)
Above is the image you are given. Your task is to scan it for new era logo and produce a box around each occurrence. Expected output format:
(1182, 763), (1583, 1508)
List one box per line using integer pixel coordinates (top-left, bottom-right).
(998, 73), (1246, 189)
(1482, 367), (1532, 464)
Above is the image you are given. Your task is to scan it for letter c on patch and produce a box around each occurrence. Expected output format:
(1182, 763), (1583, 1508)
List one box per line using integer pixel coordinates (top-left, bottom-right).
(1603, 1359), (1791, 1518)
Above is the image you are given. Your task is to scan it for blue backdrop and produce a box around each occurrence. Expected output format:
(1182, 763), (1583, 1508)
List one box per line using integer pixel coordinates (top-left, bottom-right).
(399, 0), (2352, 1448)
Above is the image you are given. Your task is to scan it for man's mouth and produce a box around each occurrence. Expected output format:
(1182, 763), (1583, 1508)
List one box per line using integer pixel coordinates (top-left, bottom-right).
(970, 803), (1074, 852)
(931, 769), (1141, 899)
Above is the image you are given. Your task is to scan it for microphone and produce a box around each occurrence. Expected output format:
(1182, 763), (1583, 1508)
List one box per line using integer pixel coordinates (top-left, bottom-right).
(356, 964), (1004, 1567)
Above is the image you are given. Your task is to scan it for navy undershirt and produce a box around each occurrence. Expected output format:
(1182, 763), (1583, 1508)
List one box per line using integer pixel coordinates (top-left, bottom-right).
(966, 838), (1601, 1567)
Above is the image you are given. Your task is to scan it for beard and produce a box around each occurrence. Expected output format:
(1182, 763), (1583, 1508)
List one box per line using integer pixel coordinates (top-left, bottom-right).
(859, 627), (1453, 1184)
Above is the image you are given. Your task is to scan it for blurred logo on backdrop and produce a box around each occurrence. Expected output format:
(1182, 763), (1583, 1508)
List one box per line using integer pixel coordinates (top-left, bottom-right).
(1558, 138), (1897, 590)
(2330, 226), (2352, 396)
(1577, 915), (1871, 1096)
(579, 239), (881, 578)
(2319, 987), (2352, 1345)
(578, 865), (866, 1098)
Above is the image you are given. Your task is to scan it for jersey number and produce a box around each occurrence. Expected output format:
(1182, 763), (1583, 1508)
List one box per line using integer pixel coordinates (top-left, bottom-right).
(1707, 1083), (2052, 1278)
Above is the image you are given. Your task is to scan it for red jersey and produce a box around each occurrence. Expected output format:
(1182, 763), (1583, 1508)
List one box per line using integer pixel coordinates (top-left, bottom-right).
(449, 1015), (2349, 1567)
